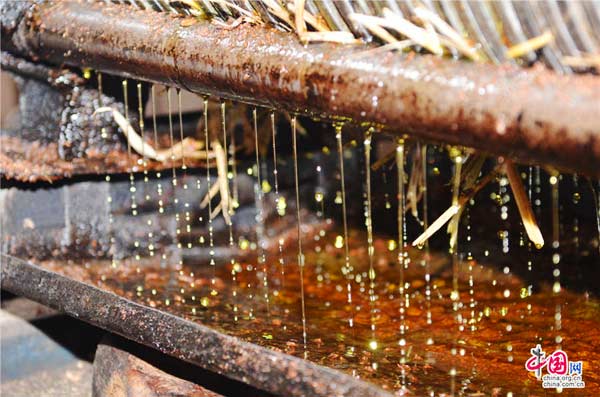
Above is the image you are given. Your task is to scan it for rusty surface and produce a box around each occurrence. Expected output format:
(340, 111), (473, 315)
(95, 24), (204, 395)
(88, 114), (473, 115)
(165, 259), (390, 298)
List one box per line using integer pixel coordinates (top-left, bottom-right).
(0, 135), (132, 183)
(0, 134), (183, 183)
(0, 50), (85, 87)
(94, 343), (224, 397)
(0, 254), (392, 397)
(2, 1), (600, 176)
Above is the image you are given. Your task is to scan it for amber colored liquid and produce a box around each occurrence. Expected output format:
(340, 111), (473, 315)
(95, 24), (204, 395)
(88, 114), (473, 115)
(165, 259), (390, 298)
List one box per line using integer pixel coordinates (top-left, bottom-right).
(43, 229), (599, 396)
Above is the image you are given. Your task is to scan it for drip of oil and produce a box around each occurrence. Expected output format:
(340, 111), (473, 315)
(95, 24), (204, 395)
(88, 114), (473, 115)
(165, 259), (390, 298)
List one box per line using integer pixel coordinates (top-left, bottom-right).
(98, 73), (117, 269)
(449, 151), (462, 302)
(532, 165), (544, 319)
(291, 116), (308, 357)
(166, 89), (184, 276)
(497, 174), (514, 367)
(396, 140), (408, 391)
(177, 91), (191, 244)
(550, 173), (562, 350)
(421, 145), (433, 337)
(220, 101), (234, 245)
(448, 149), (463, 397)
(219, 101), (239, 319)
(202, 98), (221, 310)
(534, 166), (542, 216)
(193, 159), (207, 314)
(123, 80), (137, 217)
(165, 89), (177, 184)
(229, 113), (239, 212)
(97, 72), (106, 138)
(382, 168), (392, 210)
(150, 84), (171, 306)
(270, 112), (287, 306)
(497, 175), (511, 259)
(313, 151), (327, 291)
(335, 123), (355, 355)
(526, 166), (534, 315)
(363, 130), (378, 361)
(572, 174), (580, 252)
(151, 86), (168, 270)
(177, 90), (199, 307)
(253, 108), (270, 318)
(465, 202), (480, 390)
(466, 205), (476, 332)
(136, 83), (154, 260)
(123, 80), (143, 294)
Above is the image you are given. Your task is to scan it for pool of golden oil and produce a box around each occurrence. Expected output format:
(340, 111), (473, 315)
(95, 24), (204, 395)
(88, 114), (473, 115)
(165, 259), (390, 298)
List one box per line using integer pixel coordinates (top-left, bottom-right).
(41, 228), (600, 396)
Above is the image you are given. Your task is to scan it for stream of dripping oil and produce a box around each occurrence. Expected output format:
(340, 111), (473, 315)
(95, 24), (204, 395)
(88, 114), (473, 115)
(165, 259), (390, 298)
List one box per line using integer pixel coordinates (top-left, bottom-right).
(363, 129), (378, 365)
(81, 89), (600, 397)
(253, 108), (270, 319)
(271, 112), (287, 331)
(292, 116), (308, 357)
(336, 123), (356, 361)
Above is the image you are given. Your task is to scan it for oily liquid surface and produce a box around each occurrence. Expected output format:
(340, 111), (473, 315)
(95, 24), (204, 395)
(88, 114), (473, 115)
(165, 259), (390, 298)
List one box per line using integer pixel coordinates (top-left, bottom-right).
(43, 230), (599, 396)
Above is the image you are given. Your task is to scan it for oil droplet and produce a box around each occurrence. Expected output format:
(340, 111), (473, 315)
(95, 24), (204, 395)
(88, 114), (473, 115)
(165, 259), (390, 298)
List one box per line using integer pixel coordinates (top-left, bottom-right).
(368, 340), (378, 350)
(261, 180), (272, 193)
(450, 290), (460, 301)
(334, 191), (343, 204)
(276, 196), (287, 215)
(387, 239), (397, 251)
(239, 238), (250, 250)
(553, 282), (562, 294)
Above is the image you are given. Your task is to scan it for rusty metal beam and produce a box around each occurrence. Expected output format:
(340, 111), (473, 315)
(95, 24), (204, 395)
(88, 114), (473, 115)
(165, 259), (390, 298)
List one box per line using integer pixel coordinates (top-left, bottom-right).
(3, 1), (600, 176)
(0, 254), (391, 397)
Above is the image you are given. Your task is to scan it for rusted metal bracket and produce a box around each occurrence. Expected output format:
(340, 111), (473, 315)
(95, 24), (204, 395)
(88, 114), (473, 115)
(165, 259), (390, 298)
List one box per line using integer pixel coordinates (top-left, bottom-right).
(2, 1), (600, 176)
(0, 254), (392, 397)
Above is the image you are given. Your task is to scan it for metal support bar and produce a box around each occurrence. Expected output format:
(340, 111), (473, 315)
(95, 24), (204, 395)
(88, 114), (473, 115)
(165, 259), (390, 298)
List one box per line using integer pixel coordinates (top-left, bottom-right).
(0, 254), (391, 397)
(2, 1), (600, 176)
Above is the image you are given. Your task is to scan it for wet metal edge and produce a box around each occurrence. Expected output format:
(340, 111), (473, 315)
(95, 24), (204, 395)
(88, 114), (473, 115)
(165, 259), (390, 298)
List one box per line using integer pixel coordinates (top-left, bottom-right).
(2, 1), (600, 176)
